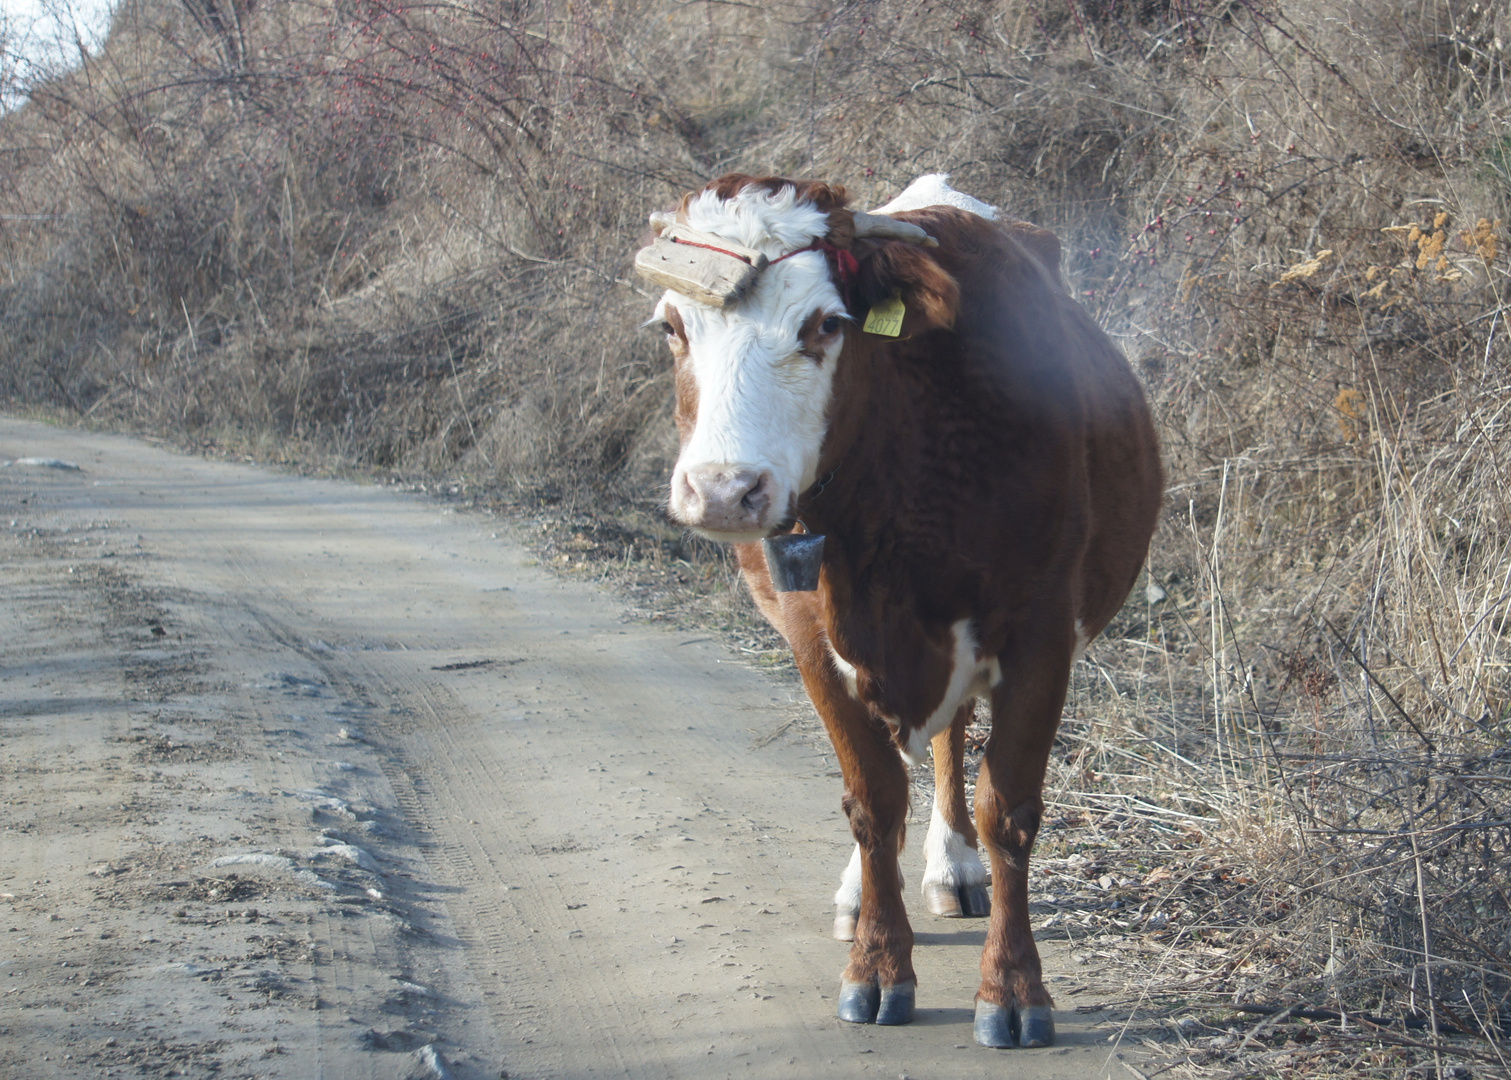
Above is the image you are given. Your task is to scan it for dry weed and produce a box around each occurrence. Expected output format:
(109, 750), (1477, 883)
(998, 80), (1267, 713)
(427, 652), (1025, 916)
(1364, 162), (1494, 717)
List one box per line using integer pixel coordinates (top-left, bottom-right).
(4, 0), (1511, 1074)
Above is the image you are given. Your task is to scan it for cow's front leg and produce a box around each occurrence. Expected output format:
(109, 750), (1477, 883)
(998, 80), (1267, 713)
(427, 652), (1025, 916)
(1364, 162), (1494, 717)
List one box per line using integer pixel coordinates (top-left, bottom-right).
(973, 634), (1071, 1048)
(835, 733), (913, 1025)
(798, 644), (915, 1024)
(921, 703), (990, 918)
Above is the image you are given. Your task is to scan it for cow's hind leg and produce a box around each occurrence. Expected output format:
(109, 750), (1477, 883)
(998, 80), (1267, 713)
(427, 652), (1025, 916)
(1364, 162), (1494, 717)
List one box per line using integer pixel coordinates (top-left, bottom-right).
(973, 629), (1072, 1048)
(921, 702), (990, 918)
(833, 839), (906, 941)
(832, 843), (863, 941)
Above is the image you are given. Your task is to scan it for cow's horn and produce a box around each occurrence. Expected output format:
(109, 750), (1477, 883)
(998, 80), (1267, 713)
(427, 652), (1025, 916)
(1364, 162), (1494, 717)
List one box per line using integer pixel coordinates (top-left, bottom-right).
(850, 211), (939, 248)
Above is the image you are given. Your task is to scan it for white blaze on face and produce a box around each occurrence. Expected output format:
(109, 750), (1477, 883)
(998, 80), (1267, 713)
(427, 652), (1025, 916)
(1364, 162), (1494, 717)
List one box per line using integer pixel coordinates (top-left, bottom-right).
(660, 185), (848, 541)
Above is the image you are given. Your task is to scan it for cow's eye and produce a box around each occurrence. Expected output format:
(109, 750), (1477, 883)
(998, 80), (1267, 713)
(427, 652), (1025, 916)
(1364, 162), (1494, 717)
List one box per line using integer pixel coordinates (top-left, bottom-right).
(660, 321), (675, 337)
(821, 315), (842, 335)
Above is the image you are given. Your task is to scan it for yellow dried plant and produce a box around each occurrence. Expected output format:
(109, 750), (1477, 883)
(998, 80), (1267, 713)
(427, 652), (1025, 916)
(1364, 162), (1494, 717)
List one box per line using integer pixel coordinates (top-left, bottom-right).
(1275, 249), (1333, 286)
(1459, 218), (1501, 262)
(1335, 387), (1366, 442)
(1415, 228), (1446, 270)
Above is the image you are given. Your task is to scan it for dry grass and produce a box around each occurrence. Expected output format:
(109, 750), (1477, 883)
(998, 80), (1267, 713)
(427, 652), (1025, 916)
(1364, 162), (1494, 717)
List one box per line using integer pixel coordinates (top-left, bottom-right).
(4, 0), (1511, 1074)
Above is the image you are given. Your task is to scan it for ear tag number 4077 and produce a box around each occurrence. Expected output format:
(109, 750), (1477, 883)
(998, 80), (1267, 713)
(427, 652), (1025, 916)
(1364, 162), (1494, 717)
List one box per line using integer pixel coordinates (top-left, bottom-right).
(863, 294), (906, 337)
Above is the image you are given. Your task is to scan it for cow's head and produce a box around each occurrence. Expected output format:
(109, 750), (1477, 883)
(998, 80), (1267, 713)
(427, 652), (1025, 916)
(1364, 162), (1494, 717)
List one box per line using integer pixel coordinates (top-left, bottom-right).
(641, 175), (959, 542)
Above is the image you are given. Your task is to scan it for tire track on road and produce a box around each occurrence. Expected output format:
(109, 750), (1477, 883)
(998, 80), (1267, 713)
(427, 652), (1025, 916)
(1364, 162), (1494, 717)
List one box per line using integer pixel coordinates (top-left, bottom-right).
(1, 417), (1136, 1080)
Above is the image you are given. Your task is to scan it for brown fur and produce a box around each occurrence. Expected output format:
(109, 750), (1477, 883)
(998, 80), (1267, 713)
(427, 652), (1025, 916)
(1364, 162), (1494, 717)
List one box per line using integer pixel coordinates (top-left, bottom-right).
(666, 175), (1162, 1017)
(931, 706), (977, 849)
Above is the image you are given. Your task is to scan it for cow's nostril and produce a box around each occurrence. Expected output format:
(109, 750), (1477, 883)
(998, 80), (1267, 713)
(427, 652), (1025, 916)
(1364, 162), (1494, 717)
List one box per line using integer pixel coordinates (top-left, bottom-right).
(676, 465), (772, 533)
(740, 475), (767, 511)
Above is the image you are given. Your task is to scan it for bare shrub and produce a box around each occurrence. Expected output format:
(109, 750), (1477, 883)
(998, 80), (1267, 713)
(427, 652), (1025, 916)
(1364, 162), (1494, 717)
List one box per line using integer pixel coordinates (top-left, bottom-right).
(3, 0), (1511, 1070)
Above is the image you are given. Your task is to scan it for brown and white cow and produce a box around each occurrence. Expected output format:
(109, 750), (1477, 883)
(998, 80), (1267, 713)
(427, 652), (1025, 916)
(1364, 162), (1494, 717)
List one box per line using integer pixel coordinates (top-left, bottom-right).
(637, 174), (1161, 1047)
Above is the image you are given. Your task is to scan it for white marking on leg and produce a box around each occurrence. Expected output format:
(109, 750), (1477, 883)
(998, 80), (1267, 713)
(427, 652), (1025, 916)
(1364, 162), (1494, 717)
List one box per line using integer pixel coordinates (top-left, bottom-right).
(901, 726), (930, 768)
(834, 843), (863, 915)
(922, 801), (988, 894)
(835, 619), (1003, 769)
(1073, 617), (1091, 661)
(899, 620), (998, 765)
(825, 635), (860, 700)
(924, 621), (981, 738)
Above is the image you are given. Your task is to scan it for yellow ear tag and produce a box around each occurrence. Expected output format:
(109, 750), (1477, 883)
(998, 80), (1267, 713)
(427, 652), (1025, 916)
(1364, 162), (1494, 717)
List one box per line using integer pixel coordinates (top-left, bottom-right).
(862, 294), (906, 337)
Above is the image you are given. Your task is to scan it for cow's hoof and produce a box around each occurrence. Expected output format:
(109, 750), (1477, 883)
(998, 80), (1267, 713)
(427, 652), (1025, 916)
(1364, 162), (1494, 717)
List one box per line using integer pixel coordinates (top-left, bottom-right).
(973, 1000), (1014, 1047)
(876, 979), (916, 1025)
(1018, 1005), (1055, 1047)
(837, 978), (915, 1025)
(832, 910), (857, 941)
(837, 978), (880, 1023)
(974, 1000), (1055, 1048)
(960, 884), (991, 916)
(923, 883), (961, 917)
(923, 882), (991, 918)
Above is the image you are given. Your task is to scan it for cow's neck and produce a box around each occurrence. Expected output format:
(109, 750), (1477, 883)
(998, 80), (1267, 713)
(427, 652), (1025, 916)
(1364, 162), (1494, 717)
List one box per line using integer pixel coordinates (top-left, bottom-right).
(797, 334), (954, 623)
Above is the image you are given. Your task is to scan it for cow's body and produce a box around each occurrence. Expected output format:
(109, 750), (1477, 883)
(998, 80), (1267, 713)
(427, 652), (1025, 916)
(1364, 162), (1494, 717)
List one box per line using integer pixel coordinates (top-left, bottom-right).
(639, 174), (1161, 1047)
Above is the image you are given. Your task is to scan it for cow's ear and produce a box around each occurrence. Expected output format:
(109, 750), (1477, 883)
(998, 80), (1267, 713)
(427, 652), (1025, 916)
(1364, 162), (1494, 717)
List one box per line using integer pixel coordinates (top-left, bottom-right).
(852, 241), (960, 333)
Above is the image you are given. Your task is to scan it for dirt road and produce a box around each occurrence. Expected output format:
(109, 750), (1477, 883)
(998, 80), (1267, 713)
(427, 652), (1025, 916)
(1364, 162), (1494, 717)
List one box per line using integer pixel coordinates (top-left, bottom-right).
(0, 418), (1139, 1079)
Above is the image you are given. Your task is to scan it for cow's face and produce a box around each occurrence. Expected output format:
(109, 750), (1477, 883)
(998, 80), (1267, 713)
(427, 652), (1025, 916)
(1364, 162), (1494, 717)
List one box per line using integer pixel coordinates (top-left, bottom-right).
(654, 185), (849, 542)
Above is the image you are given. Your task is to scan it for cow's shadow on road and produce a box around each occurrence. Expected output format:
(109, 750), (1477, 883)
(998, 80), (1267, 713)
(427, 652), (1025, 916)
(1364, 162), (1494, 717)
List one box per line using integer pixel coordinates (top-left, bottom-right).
(912, 927), (988, 948)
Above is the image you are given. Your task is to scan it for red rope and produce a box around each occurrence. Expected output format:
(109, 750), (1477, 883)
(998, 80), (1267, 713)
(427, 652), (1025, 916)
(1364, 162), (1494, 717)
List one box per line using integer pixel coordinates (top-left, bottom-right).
(772, 240), (860, 299)
(668, 235), (757, 266)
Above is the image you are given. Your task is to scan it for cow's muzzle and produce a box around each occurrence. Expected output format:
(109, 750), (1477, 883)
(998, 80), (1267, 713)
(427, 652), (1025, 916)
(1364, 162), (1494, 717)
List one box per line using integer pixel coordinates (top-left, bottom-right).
(674, 464), (776, 537)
